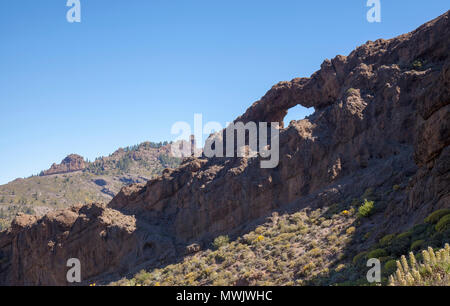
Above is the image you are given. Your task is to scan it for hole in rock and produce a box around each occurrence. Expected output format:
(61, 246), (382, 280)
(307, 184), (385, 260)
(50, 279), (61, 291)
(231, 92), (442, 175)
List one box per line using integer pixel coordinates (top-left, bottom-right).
(283, 105), (314, 128)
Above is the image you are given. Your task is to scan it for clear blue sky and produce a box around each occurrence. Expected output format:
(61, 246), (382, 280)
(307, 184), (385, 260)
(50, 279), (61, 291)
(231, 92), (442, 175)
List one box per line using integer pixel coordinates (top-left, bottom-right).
(0, 1), (448, 184)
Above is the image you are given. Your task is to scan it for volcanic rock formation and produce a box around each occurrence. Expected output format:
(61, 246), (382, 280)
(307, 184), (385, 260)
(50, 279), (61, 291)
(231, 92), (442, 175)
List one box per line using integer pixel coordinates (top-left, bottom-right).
(0, 11), (449, 285)
(40, 154), (87, 176)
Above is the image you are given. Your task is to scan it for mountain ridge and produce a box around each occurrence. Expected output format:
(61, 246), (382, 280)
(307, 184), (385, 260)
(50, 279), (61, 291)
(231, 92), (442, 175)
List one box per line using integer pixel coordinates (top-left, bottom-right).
(0, 140), (186, 230)
(0, 11), (448, 285)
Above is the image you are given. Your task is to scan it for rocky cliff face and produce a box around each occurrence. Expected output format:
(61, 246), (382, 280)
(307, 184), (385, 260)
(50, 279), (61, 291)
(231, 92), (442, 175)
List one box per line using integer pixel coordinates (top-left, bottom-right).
(40, 154), (86, 176)
(0, 11), (449, 285)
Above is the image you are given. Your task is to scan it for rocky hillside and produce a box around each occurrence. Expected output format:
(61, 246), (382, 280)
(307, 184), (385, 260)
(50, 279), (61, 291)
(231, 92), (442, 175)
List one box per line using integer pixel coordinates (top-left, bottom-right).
(0, 11), (449, 285)
(0, 141), (184, 230)
(112, 207), (449, 286)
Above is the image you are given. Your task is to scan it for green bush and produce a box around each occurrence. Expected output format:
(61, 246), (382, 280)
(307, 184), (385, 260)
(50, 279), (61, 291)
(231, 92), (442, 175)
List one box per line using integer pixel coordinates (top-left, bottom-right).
(424, 209), (450, 224)
(435, 214), (450, 233)
(411, 223), (432, 239)
(429, 231), (446, 248)
(379, 234), (396, 247)
(352, 251), (368, 265)
(212, 235), (230, 250)
(358, 199), (374, 218)
(389, 232), (412, 256)
(397, 231), (412, 240)
(346, 88), (358, 95)
(368, 248), (387, 259)
(384, 259), (397, 276)
(410, 239), (425, 252)
(411, 60), (423, 70)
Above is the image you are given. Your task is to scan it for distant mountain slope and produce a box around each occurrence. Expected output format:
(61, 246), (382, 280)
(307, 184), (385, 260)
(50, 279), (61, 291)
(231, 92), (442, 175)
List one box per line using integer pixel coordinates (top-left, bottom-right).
(0, 141), (184, 230)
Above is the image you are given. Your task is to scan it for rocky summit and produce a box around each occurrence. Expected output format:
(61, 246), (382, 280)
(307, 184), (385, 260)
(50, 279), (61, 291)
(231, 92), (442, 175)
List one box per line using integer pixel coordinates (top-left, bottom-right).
(40, 154), (87, 176)
(0, 11), (449, 285)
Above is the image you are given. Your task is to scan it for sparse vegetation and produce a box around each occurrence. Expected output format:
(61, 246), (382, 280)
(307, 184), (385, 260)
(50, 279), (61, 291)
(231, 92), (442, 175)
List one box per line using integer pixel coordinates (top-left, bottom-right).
(111, 207), (358, 286)
(111, 200), (450, 287)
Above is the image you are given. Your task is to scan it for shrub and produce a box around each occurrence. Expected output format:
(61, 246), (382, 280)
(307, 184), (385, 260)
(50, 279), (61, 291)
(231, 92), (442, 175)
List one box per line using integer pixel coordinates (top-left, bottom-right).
(335, 264), (346, 272)
(346, 226), (356, 235)
(397, 231), (412, 240)
(411, 223), (432, 238)
(309, 248), (321, 257)
(299, 262), (316, 276)
(346, 88), (358, 95)
(389, 244), (450, 286)
(435, 214), (450, 233)
(389, 232), (412, 256)
(255, 235), (265, 242)
(411, 60), (423, 70)
(368, 248), (388, 259)
(327, 235), (338, 243)
(352, 251), (368, 265)
(379, 256), (391, 263)
(341, 210), (350, 216)
(212, 235), (230, 250)
(424, 209), (450, 224)
(384, 260), (397, 276)
(358, 199), (374, 218)
(429, 232), (446, 248)
(410, 240), (425, 252)
(379, 234), (396, 247)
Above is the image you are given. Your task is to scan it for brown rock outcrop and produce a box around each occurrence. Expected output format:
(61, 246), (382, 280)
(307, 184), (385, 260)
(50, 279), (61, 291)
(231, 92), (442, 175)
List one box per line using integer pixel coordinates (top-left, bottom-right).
(40, 154), (86, 176)
(1, 11), (449, 285)
(0, 203), (176, 285)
